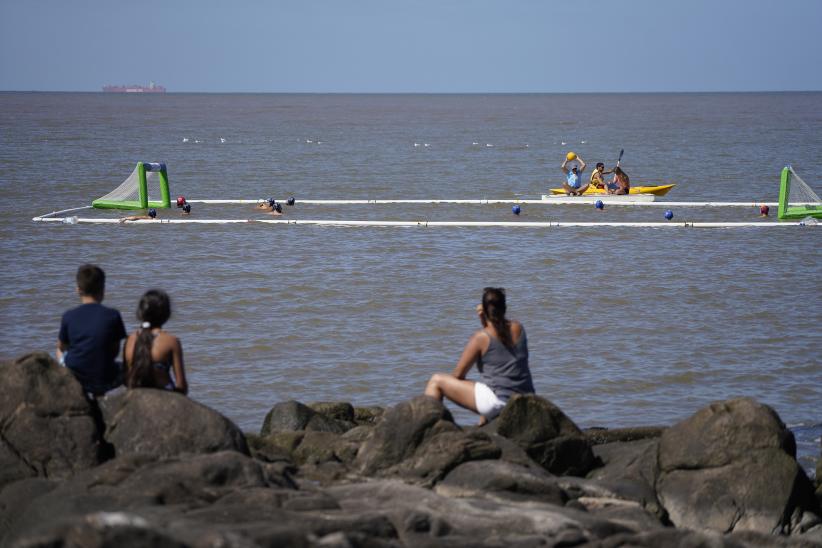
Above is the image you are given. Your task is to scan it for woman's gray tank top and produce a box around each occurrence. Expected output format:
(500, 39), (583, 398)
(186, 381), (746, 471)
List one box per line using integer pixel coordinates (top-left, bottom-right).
(476, 327), (534, 400)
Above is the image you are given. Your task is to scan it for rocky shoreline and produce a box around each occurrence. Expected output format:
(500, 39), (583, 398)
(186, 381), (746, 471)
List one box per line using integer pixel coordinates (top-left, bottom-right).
(2, 352), (821, 547)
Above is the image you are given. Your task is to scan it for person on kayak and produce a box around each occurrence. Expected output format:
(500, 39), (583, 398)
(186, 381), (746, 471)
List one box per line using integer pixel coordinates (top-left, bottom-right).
(607, 166), (630, 195)
(561, 154), (588, 196)
(589, 162), (608, 190)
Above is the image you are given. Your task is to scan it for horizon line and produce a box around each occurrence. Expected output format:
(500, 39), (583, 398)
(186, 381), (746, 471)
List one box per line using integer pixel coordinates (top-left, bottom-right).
(2, 89), (821, 95)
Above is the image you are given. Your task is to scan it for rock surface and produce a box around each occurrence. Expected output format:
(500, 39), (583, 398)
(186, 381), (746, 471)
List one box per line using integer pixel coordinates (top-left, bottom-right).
(493, 393), (597, 476)
(101, 388), (250, 459)
(657, 397), (819, 535)
(0, 352), (103, 488)
(2, 351), (821, 547)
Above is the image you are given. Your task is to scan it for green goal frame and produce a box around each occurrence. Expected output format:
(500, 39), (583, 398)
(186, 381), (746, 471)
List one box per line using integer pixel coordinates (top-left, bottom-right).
(92, 162), (171, 210)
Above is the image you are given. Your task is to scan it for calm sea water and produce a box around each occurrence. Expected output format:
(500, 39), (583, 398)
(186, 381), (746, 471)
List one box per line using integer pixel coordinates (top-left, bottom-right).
(0, 92), (820, 473)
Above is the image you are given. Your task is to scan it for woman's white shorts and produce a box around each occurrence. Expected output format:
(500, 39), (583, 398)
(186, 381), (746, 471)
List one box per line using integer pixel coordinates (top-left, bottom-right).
(474, 382), (506, 419)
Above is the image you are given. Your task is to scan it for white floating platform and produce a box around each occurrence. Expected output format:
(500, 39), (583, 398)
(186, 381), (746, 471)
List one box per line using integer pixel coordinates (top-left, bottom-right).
(540, 194), (656, 203)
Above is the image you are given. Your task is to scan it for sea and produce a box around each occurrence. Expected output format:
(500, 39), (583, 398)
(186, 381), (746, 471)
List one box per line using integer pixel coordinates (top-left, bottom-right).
(0, 92), (820, 475)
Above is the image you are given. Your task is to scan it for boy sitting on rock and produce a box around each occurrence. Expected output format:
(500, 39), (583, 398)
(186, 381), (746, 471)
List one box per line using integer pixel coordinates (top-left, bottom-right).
(57, 264), (127, 398)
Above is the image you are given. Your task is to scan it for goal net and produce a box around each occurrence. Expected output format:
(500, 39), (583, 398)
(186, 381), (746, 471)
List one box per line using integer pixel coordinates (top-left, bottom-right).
(92, 162), (171, 210)
(778, 166), (822, 220)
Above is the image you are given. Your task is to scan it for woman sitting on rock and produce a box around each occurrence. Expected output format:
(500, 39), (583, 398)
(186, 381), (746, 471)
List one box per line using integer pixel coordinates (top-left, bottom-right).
(424, 287), (534, 424)
(123, 289), (188, 394)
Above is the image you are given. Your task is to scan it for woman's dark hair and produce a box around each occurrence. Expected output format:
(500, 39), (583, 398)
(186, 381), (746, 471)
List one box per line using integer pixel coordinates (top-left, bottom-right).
(614, 166), (630, 184)
(482, 287), (512, 349)
(126, 289), (171, 389)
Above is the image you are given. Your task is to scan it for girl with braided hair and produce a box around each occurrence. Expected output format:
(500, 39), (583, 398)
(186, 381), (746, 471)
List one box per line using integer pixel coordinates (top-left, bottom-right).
(424, 287), (534, 424)
(123, 289), (188, 394)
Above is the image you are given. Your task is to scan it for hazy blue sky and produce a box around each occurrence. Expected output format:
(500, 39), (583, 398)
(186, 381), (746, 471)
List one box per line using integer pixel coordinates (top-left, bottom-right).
(1, 0), (820, 93)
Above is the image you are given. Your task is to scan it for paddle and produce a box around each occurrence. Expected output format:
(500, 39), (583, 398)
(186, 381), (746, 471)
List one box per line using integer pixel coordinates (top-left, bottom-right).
(616, 148), (624, 167)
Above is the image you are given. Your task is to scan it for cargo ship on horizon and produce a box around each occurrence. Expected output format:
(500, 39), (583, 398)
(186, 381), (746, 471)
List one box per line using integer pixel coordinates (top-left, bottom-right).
(102, 81), (166, 93)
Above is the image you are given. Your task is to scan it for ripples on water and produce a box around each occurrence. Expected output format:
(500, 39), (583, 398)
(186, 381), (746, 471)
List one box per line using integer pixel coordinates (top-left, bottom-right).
(0, 92), (820, 471)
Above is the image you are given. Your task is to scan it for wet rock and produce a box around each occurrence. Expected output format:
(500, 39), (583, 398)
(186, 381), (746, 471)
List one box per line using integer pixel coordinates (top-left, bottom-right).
(342, 424), (375, 443)
(0, 477), (58, 543)
(244, 432), (297, 465)
(493, 394), (596, 476)
(586, 438), (664, 519)
(261, 400), (351, 435)
(0, 352), (104, 487)
(575, 527), (822, 547)
(327, 479), (632, 545)
(657, 397), (820, 535)
(583, 426), (666, 445)
(294, 430), (360, 465)
(0, 450), (294, 546)
(0, 439), (37, 488)
(354, 405), (386, 425)
(436, 459), (566, 505)
(310, 401), (355, 422)
(12, 512), (189, 548)
(394, 430), (501, 486)
(252, 430), (305, 457)
(355, 396), (458, 475)
(101, 388), (249, 460)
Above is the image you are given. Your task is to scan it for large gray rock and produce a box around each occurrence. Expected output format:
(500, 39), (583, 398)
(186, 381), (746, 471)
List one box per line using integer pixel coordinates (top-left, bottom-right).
(327, 479), (633, 546)
(657, 397), (819, 535)
(586, 438), (663, 519)
(575, 528), (822, 547)
(493, 394), (596, 476)
(261, 400), (351, 435)
(392, 429), (501, 485)
(0, 450), (294, 546)
(583, 426), (666, 445)
(0, 352), (103, 487)
(436, 459), (567, 505)
(101, 389), (249, 460)
(355, 396), (458, 475)
(309, 401), (355, 422)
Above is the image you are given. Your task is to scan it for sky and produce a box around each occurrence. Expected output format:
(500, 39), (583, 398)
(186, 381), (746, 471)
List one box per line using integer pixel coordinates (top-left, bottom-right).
(1, 0), (821, 93)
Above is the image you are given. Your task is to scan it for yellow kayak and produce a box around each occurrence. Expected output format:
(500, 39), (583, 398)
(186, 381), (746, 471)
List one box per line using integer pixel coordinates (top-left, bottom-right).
(549, 184), (676, 196)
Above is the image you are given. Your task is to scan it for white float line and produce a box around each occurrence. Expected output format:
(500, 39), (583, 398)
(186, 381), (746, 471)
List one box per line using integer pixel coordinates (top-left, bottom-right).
(31, 217), (815, 228)
(32, 205), (93, 220)
(187, 198), (818, 208)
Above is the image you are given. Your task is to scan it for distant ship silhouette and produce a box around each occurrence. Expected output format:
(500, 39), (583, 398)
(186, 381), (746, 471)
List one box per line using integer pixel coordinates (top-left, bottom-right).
(102, 81), (166, 93)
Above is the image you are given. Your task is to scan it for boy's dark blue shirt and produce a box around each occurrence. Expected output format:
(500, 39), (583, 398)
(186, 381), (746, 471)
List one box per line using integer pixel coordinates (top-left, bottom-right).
(58, 302), (127, 393)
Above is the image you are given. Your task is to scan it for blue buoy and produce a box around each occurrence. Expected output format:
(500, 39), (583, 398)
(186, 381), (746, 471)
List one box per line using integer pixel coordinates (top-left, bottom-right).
(664, 209), (673, 220)
(595, 200), (604, 210)
(512, 204), (521, 215)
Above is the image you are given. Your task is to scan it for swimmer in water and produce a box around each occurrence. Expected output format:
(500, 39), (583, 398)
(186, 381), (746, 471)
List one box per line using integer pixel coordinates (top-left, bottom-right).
(255, 198), (277, 210)
(266, 201), (283, 216)
(255, 198), (283, 216)
(120, 208), (158, 223)
(181, 203), (191, 215)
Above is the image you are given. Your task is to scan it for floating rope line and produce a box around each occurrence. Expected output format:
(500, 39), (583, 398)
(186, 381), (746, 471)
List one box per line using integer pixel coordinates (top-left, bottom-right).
(187, 198), (818, 208)
(31, 216), (816, 228)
